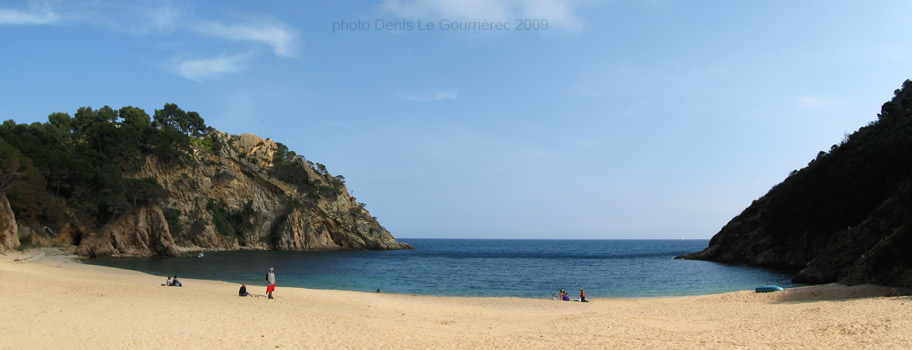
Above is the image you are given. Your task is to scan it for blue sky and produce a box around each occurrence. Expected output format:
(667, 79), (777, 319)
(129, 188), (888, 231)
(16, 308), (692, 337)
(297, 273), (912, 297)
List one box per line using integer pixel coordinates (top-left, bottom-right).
(1, 1), (910, 239)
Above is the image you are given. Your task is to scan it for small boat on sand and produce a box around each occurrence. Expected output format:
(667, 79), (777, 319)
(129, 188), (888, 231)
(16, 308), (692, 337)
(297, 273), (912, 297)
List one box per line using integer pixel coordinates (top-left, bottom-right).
(755, 285), (784, 293)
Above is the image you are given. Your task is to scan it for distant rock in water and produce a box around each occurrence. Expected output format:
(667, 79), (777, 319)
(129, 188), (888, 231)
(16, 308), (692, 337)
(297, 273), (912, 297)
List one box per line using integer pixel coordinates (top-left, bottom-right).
(0, 104), (412, 256)
(678, 79), (912, 287)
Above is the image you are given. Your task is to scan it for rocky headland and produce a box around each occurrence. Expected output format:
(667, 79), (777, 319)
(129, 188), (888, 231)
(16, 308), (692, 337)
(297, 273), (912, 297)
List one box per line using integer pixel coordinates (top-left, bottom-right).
(678, 80), (912, 287)
(0, 104), (411, 257)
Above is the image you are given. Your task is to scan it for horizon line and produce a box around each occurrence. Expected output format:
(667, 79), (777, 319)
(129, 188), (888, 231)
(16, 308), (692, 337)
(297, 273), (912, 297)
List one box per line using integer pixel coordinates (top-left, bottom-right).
(395, 237), (712, 240)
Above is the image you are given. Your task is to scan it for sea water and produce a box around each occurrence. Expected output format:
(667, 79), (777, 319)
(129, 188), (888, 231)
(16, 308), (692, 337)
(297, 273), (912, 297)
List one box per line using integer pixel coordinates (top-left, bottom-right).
(85, 239), (801, 298)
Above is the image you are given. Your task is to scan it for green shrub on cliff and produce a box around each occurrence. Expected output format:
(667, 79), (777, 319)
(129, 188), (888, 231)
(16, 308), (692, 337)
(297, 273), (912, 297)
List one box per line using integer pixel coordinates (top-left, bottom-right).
(206, 200), (256, 242)
(268, 156), (342, 200)
(0, 138), (23, 197)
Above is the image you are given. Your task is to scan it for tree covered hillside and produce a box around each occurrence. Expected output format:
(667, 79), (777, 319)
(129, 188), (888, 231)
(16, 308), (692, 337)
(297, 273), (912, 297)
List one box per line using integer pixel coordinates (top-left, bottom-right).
(680, 79), (912, 286)
(0, 104), (207, 230)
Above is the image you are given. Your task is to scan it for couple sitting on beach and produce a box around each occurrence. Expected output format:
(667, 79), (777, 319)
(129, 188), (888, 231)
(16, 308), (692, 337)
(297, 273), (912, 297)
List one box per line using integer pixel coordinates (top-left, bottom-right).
(162, 276), (182, 287)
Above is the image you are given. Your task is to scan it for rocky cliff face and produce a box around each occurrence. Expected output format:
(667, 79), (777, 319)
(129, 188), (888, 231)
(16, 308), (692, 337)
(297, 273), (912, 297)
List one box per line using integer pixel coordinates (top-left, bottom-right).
(0, 195), (19, 251)
(8, 130), (411, 257)
(76, 204), (181, 258)
(110, 131), (412, 257)
(678, 80), (912, 287)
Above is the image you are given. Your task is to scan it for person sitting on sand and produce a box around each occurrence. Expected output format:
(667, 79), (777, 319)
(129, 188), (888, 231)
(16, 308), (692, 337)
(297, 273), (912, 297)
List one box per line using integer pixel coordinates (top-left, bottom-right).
(552, 293), (558, 300)
(239, 283), (250, 297)
(172, 275), (182, 287)
(579, 289), (588, 302)
(162, 276), (172, 286)
(561, 290), (570, 301)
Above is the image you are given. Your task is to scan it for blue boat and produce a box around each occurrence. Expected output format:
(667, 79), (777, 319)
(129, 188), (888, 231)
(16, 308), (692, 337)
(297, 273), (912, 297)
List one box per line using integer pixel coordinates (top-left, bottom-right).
(755, 285), (784, 293)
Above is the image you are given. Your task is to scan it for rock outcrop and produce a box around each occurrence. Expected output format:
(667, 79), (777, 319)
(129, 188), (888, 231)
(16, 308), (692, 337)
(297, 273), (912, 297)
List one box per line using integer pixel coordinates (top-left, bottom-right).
(273, 208), (399, 250)
(678, 80), (912, 287)
(76, 205), (181, 258)
(678, 179), (912, 287)
(0, 195), (19, 251)
(66, 131), (412, 257)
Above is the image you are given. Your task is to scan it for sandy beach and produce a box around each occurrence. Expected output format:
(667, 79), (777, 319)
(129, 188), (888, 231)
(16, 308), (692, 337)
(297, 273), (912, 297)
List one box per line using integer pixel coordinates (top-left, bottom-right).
(1, 249), (910, 349)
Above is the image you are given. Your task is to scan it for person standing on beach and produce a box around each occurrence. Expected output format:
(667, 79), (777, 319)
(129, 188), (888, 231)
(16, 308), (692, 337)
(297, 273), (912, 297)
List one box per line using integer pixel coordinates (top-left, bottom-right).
(266, 267), (276, 299)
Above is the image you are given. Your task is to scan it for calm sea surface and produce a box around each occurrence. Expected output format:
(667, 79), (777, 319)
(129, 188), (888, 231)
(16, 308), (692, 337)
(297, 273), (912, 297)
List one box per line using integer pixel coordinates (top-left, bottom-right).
(85, 239), (801, 298)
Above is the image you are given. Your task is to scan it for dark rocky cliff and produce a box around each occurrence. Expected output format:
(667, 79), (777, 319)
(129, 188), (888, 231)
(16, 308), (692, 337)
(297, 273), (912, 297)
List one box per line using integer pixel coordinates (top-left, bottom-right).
(678, 80), (912, 287)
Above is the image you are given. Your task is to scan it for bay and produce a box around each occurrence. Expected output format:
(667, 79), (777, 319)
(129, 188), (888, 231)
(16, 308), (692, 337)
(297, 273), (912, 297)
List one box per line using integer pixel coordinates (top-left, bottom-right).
(85, 239), (801, 298)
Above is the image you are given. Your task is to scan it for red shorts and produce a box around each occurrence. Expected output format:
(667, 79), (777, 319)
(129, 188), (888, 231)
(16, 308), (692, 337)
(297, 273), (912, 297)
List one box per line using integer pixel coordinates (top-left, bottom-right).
(266, 284), (275, 293)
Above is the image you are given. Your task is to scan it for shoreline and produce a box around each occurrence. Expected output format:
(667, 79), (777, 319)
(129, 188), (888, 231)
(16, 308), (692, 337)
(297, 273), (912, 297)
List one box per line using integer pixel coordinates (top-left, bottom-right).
(78, 239), (801, 300)
(79, 254), (907, 301)
(81, 253), (787, 301)
(2, 248), (911, 349)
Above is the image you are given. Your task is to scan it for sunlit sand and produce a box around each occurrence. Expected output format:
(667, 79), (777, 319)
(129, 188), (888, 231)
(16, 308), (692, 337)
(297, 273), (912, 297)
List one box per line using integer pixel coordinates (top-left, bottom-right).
(1, 249), (909, 349)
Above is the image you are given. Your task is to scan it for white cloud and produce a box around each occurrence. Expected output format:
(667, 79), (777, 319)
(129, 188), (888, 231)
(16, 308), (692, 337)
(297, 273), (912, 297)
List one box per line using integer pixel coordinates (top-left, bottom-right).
(797, 97), (840, 109)
(195, 16), (298, 58)
(398, 90), (459, 101)
(380, 0), (582, 30)
(174, 53), (250, 82)
(137, 4), (183, 34)
(384, 0), (510, 22)
(0, 2), (299, 81)
(520, 0), (581, 31)
(0, 1), (59, 25)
